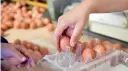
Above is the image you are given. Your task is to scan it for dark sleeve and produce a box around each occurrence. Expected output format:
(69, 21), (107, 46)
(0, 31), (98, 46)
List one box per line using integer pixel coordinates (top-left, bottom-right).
(0, 36), (8, 43)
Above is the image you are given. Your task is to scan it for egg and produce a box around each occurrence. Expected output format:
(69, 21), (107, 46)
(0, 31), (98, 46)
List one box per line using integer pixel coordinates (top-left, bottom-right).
(30, 23), (37, 29)
(27, 11), (32, 18)
(32, 45), (40, 51)
(21, 23), (29, 29)
(32, 51), (42, 63)
(39, 47), (49, 57)
(88, 39), (94, 49)
(36, 20), (44, 27)
(26, 43), (33, 49)
(14, 39), (21, 45)
(1, 24), (8, 31)
(66, 28), (73, 37)
(21, 40), (28, 48)
(21, 6), (27, 12)
(123, 48), (128, 53)
(60, 36), (70, 52)
(43, 18), (50, 25)
(82, 48), (96, 61)
(2, 2), (7, 7)
(47, 24), (54, 32)
(39, 7), (45, 13)
(14, 23), (21, 29)
(5, 21), (13, 28)
(113, 43), (122, 50)
(103, 41), (113, 52)
(94, 45), (106, 56)
(93, 38), (102, 46)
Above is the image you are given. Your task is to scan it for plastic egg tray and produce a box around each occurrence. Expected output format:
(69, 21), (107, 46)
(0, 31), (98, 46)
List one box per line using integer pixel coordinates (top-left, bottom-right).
(39, 46), (128, 71)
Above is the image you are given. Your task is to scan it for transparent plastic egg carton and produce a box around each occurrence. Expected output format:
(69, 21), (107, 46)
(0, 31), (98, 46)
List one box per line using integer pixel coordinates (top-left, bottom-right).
(39, 46), (128, 71)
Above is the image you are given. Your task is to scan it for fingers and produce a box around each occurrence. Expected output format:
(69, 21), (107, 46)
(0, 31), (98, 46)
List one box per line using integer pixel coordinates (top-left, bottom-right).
(53, 20), (69, 52)
(70, 21), (86, 47)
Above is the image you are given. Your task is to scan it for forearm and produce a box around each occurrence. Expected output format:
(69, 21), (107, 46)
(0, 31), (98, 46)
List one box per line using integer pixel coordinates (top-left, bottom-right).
(82, 0), (128, 13)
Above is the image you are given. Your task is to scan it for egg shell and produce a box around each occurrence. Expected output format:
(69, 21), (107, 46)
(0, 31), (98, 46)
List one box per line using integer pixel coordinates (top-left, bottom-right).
(14, 23), (21, 29)
(26, 43), (33, 49)
(5, 21), (13, 28)
(21, 40), (28, 48)
(82, 48), (96, 62)
(66, 28), (73, 37)
(21, 6), (27, 12)
(21, 23), (29, 29)
(39, 47), (49, 57)
(103, 41), (113, 52)
(32, 51), (42, 63)
(2, 2), (7, 7)
(94, 45), (106, 56)
(1, 24), (8, 31)
(32, 45), (40, 51)
(43, 18), (50, 25)
(39, 7), (45, 13)
(30, 23), (37, 29)
(88, 39), (94, 49)
(36, 20), (44, 27)
(60, 36), (70, 52)
(93, 38), (102, 46)
(14, 39), (21, 45)
(47, 24), (54, 32)
(113, 43), (122, 50)
(123, 48), (128, 53)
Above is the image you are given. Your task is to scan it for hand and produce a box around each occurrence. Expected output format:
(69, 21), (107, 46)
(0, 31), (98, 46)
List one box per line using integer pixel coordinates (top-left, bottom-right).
(1, 43), (35, 70)
(53, 1), (92, 52)
(53, 0), (128, 52)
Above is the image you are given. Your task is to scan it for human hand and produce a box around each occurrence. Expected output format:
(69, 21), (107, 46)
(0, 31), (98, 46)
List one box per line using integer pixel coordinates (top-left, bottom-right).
(1, 43), (35, 70)
(53, 1), (92, 52)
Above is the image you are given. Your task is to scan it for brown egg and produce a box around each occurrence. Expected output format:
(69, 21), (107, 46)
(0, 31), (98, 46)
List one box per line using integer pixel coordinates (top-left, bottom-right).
(26, 43), (33, 49)
(39, 47), (49, 57)
(66, 28), (73, 37)
(14, 23), (21, 29)
(30, 23), (37, 29)
(82, 48), (96, 61)
(103, 41), (113, 52)
(21, 6), (27, 12)
(36, 20), (44, 27)
(5, 21), (13, 28)
(14, 39), (21, 45)
(39, 7), (45, 13)
(32, 45), (40, 51)
(21, 40), (28, 48)
(32, 51), (42, 63)
(94, 45), (106, 56)
(47, 24), (54, 32)
(113, 43), (122, 50)
(43, 18), (50, 25)
(60, 36), (70, 52)
(93, 38), (102, 46)
(27, 11), (32, 18)
(21, 23), (29, 29)
(88, 39), (94, 49)
(1, 24), (8, 31)
(2, 2), (7, 7)
(123, 48), (128, 53)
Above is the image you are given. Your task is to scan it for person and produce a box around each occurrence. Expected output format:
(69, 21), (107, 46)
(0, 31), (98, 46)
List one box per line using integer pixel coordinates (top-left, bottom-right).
(53, 0), (128, 52)
(1, 37), (35, 71)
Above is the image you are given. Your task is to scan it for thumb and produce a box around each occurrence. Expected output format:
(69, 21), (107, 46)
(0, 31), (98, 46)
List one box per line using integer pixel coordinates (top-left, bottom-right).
(70, 21), (85, 47)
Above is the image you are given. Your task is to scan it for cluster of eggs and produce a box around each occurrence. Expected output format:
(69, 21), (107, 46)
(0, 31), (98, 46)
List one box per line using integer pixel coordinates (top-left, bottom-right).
(59, 35), (123, 62)
(1, 2), (54, 36)
(14, 39), (49, 63)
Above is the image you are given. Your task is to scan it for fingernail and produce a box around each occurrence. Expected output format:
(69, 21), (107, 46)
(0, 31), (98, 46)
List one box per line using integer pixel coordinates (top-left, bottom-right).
(20, 57), (26, 61)
(71, 42), (76, 47)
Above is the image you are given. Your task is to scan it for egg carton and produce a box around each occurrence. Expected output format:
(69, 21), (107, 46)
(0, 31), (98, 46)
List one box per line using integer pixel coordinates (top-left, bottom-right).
(39, 46), (128, 71)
